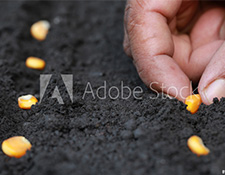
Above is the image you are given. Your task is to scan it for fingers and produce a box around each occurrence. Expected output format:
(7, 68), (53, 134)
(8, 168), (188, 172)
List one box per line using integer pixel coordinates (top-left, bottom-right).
(135, 55), (192, 102)
(183, 40), (224, 83)
(199, 42), (225, 105)
(196, 8), (225, 105)
(176, 7), (225, 83)
(124, 0), (192, 101)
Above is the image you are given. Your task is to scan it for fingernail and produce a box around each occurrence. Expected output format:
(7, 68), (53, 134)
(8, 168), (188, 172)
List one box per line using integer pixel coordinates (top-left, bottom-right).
(220, 21), (225, 39)
(203, 79), (225, 104)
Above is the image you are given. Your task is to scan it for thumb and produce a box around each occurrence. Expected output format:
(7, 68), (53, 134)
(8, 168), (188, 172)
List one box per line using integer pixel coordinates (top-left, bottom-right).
(199, 42), (225, 105)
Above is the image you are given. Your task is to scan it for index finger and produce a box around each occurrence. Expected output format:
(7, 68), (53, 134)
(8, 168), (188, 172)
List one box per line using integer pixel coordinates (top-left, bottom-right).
(124, 0), (192, 101)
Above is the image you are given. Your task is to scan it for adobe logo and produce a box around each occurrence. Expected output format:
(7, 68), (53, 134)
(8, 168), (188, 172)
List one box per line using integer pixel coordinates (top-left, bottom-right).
(39, 74), (73, 104)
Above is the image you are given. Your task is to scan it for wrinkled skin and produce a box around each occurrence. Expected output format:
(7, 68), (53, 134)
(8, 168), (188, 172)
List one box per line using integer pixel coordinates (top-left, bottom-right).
(124, 0), (225, 104)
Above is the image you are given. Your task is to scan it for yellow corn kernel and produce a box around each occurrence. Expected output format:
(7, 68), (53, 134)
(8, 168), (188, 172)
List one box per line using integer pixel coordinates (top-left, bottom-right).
(18, 94), (38, 109)
(30, 20), (50, 41)
(2, 136), (32, 158)
(26, 57), (45, 70)
(187, 135), (210, 156)
(185, 94), (202, 114)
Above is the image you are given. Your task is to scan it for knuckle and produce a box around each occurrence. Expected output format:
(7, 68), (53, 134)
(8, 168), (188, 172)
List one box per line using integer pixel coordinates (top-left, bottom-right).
(124, 0), (146, 36)
(132, 0), (148, 11)
(124, 4), (131, 27)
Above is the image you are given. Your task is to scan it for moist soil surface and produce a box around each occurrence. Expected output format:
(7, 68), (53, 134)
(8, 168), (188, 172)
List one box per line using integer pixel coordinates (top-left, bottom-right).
(0, 1), (225, 175)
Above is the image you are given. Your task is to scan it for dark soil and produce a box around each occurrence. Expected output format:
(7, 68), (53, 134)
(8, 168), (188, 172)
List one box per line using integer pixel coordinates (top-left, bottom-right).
(0, 1), (225, 175)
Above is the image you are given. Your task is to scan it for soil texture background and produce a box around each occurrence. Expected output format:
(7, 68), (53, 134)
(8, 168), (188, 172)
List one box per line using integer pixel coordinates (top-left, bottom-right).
(0, 1), (225, 175)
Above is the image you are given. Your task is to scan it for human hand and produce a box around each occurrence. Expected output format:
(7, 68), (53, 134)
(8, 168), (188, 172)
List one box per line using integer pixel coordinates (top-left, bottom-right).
(123, 0), (225, 104)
